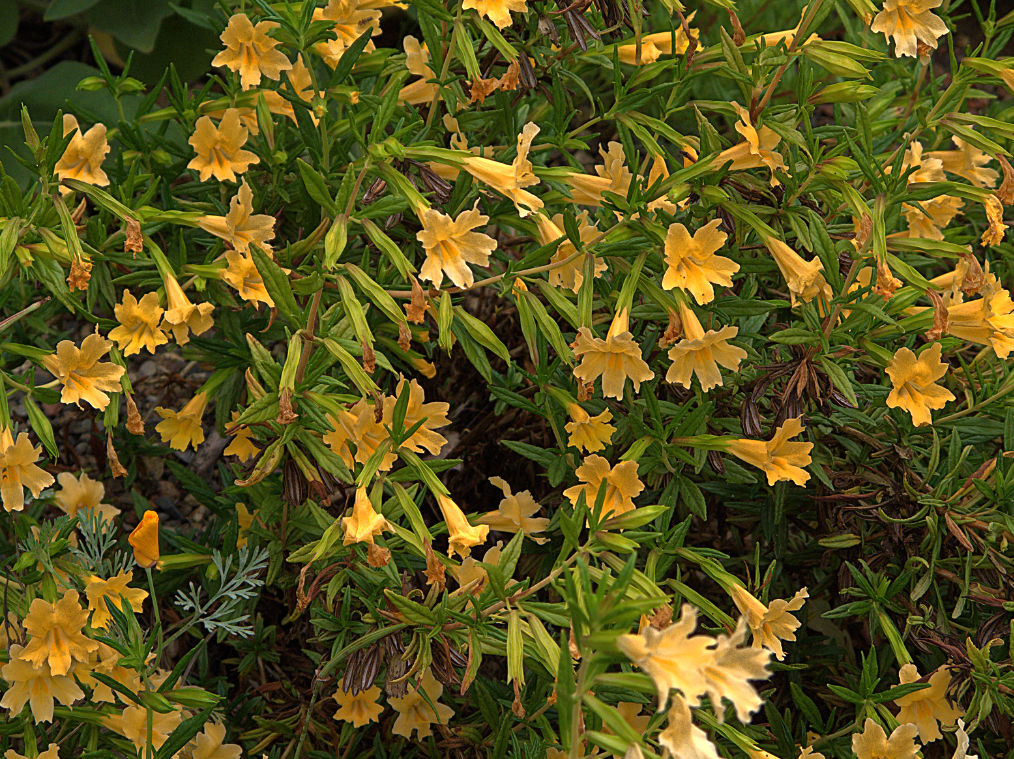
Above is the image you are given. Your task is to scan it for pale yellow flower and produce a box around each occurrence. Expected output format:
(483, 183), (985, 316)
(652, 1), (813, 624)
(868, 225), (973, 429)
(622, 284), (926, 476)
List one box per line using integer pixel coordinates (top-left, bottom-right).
(116, 703), (184, 756)
(0, 428), (54, 513)
(382, 378), (451, 457)
(462, 122), (543, 217)
(212, 13), (292, 89)
(852, 719), (920, 759)
(129, 510), (160, 568)
(416, 204), (497, 289)
(946, 284), (1014, 358)
(662, 220), (739, 304)
(477, 477), (549, 543)
(562, 454), (644, 521)
(886, 343), (955, 427)
(55, 114), (109, 190)
(565, 142), (634, 207)
(333, 682), (384, 727)
(222, 250), (274, 307)
(324, 401), (383, 469)
(389, 668), (454, 738)
(608, 702), (651, 736)
(224, 411), (260, 462)
(235, 503), (254, 548)
(197, 180), (275, 254)
(109, 290), (168, 356)
(462, 0), (528, 28)
(42, 333), (125, 411)
(665, 302), (747, 392)
(698, 618), (772, 721)
(398, 36), (438, 105)
(453, 540), (503, 589)
(617, 604), (713, 709)
(927, 136), (998, 188)
(982, 195), (1007, 246)
(871, 0), (949, 59)
(76, 641), (141, 703)
(564, 403), (615, 453)
(5, 745), (59, 759)
(435, 493), (489, 559)
(187, 110), (259, 183)
(21, 590), (97, 676)
(765, 237), (832, 307)
(727, 417), (813, 486)
(54, 471), (119, 522)
(900, 142), (963, 240)
(0, 644), (84, 722)
(155, 392), (208, 452)
(313, 0), (381, 68)
(658, 697), (719, 759)
(717, 104), (787, 186)
(729, 585), (808, 660)
(191, 722), (242, 759)
(264, 54), (320, 123)
(343, 487), (390, 545)
(161, 274), (214, 345)
(951, 720), (977, 759)
(616, 20), (698, 65)
(533, 212), (606, 293)
(572, 309), (655, 401)
(85, 570), (148, 629)
(894, 664), (963, 743)
(798, 746), (826, 759)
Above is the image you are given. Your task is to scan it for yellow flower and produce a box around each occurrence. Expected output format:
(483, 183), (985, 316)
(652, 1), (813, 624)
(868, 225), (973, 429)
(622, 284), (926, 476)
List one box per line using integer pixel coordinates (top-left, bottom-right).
(235, 503), (254, 548)
(951, 720), (977, 759)
(416, 203), (497, 289)
(453, 540), (503, 590)
(717, 104), (787, 186)
(389, 668), (455, 739)
(117, 703), (184, 756)
(982, 195), (1007, 246)
(564, 403), (615, 453)
(765, 237), (832, 307)
(477, 476), (549, 543)
(76, 641), (140, 703)
(197, 180), (276, 254)
(565, 142), (634, 207)
(21, 589), (97, 676)
(462, 122), (543, 217)
(727, 417), (813, 486)
(729, 585), (808, 660)
(42, 333), (125, 411)
(662, 220), (739, 305)
(0, 611), (22, 649)
(0, 644), (84, 722)
(324, 400), (390, 470)
(871, 0), (948, 59)
(161, 274), (215, 345)
(333, 682), (384, 727)
(222, 250), (274, 307)
(894, 664), (963, 743)
(191, 722), (242, 759)
(886, 344), (955, 427)
(534, 212), (606, 293)
(946, 284), (1014, 358)
(462, 0), (528, 28)
(381, 378), (451, 457)
(55, 471), (119, 522)
(665, 303), (747, 392)
(212, 13), (292, 89)
(84, 570), (148, 629)
(224, 411), (260, 462)
(606, 702), (651, 736)
(55, 114), (109, 190)
(562, 454), (644, 521)
(129, 510), (160, 568)
(187, 110), (259, 183)
(658, 696), (719, 759)
(617, 21), (697, 65)
(155, 392), (208, 451)
(927, 136), (998, 188)
(343, 487), (390, 545)
(799, 747), (826, 759)
(899, 142), (963, 240)
(109, 290), (168, 356)
(0, 428), (55, 512)
(617, 604), (713, 709)
(698, 618), (772, 721)
(398, 36), (438, 105)
(572, 309), (655, 401)
(264, 54), (320, 123)
(313, 0), (381, 68)
(435, 493), (489, 559)
(852, 719), (920, 759)
(5, 746), (59, 759)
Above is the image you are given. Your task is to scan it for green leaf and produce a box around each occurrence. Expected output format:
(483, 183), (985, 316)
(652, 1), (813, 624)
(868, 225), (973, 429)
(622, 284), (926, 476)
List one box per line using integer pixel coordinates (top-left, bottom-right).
(155, 705), (215, 759)
(296, 159), (339, 216)
(83, 0), (174, 52)
(250, 246), (302, 325)
(44, 0), (103, 19)
(0, 0), (18, 45)
(331, 29), (373, 84)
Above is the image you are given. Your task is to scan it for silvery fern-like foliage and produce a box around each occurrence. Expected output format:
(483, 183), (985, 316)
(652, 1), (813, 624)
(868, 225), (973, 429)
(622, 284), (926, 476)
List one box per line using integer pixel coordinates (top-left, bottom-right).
(174, 546), (268, 640)
(70, 508), (132, 577)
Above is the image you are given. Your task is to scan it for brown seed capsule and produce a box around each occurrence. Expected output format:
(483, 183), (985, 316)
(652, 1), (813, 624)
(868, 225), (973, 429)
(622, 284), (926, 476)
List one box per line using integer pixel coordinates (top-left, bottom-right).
(283, 459), (308, 506)
(707, 449), (726, 475)
(363, 177), (386, 205)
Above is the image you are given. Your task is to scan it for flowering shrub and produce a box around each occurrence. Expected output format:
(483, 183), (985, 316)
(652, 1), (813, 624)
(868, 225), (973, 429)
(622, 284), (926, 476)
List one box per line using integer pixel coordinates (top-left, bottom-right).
(1, 0), (1014, 758)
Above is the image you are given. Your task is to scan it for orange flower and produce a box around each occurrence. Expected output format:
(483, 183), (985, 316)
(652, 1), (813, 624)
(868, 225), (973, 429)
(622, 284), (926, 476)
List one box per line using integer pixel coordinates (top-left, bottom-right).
(885, 343), (955, 427)
(564, 403), (615, 453)
(196, 180), (275, 254)
(313, 0), (381, 68)
(42, 333), (125, 411)
(55, 115), (109, 191)
(397, 36), (438, 105)
(435, 493), (489, 559)
(222, 250), (274, 307)
(616, 19), (698, 65)
(129, 510), (160, 568)
(572, 309), (654, 401)
(729, 584), (808, 660)
(381, 378), (451, 457)
(162, 274), (215, 345)
(726, 418), (813, 486)
(662, 220), (739, 305)
(0, 428), (54, 513)
(533, 212), (606, 293)
(54, 471), (119, 522)
(416, 203), (497, 289)
(155, 392), (208, 451)
(224, 411), (260, 462)
(562, 454), (644, 520)
(477, 476), (549, 543)
(852, 720), (920, 759)
(21, 590), (97, 675)
(982, 195), (1007, 246)
(565, 142), (634, 207)
(946, 284), (1014, 358)
(333, 682), (384, 727)
(187, 110), (259, 183)
(462, 123), (542, 217)
(765, 238), (831, 307)
(665, 303), (747, 392)
(109, 290), (168, 356)
(0, 644), (84, 722)
(927, 136), (998, 188)
(212, 13), (292, 89)
(265, 55), (321, 124)
(342, 488), (390, 545)
(717, 104), (787, 186)
(389, 669), (454, 738)
(462, 0), (529, 29)
(84, 570), (149, 629)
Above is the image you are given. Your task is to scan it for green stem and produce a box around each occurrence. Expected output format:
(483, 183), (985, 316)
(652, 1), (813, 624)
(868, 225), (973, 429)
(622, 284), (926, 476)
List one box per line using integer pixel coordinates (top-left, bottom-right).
(5, 30), (86, 80)
(144, 567), (163, 674)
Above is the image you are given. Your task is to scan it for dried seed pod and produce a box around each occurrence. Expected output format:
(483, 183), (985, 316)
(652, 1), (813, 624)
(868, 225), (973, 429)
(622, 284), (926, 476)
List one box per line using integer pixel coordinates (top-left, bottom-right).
(283, 459), (308, 506)
(707, 449), (726, 475)
(363, 177), (386, 205)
